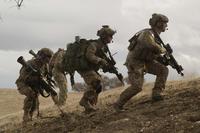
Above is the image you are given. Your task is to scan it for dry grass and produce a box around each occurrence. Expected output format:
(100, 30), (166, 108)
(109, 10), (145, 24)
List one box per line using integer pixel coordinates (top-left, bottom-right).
(1, 77), (200, 133)
(0, 89), (55, 118)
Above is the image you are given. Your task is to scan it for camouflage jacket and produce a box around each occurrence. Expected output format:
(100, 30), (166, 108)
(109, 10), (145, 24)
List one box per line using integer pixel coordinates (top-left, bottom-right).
(49, 48), (65, 74)
(16, 58), (47, 85)
(85, 39), (106, 66)
(126, 29), (166, 63)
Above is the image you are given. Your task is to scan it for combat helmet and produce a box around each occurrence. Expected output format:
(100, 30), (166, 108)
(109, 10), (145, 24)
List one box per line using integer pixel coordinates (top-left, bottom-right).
(97, 25), (116, 38)
(37, 48), (54, 58)
(149, 13), (169, 27)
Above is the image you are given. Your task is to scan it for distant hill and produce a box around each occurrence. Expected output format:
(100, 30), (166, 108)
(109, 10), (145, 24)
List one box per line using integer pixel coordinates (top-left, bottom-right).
(0, 77), (200, 133)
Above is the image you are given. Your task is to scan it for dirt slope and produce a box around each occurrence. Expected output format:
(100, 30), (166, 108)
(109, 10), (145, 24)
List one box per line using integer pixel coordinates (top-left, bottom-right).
(1, 78), (200, 133)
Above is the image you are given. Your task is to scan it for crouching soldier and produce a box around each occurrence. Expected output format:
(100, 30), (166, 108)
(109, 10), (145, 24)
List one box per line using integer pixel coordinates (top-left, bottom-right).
(16, 48), (54, 123)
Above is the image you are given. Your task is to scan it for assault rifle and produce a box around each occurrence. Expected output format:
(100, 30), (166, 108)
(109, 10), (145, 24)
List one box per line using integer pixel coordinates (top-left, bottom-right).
(154, 32), (184, 76)
(29, 50), (57, 87)
(100, 45), (125, 85)
(17, 56), (57, 97)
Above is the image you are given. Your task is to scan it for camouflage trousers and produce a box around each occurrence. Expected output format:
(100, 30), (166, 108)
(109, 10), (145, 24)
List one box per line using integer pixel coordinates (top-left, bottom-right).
(52, 50), (68, 106)
(17, 82), (39, 122)
(78, 70), (102, 109)
(52, 68), (67, 106)
(116, 60), (168, 107)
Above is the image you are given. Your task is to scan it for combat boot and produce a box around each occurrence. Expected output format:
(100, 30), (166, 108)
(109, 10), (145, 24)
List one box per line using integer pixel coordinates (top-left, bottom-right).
(79, 97), (96, 114)
(152, 87), (164, 102)
(152, 95), (164, 102)
(22, 112), (32, 124)
(84, 107), (97, 114)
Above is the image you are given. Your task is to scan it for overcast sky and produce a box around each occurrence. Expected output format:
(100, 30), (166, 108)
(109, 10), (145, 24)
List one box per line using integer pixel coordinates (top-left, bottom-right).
(0, 0), (200, 88)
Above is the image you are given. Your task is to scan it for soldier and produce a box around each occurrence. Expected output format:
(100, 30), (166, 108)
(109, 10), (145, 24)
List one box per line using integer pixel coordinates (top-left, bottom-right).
(49, 48), (68, 107)
(48, 36), (82, 109)
(78, 25), (116, 113)
(48, 36), (82, 107)
(114, 13), (169, 112)
(16, 48), (54, 123)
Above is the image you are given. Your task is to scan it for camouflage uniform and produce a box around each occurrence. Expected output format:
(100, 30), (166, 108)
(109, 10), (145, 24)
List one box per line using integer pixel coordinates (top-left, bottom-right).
(79, 26), (116, 113)
(16, 48), (53, 122)
(78, 39), (105, 111)
(49, 48), (68, 106)
(114, 14), (169, 111)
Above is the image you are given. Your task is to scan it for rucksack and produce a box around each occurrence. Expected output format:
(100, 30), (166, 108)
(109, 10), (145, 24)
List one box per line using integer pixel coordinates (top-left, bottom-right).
(63, 39), (94, 73)
(128, 29), (149, 51)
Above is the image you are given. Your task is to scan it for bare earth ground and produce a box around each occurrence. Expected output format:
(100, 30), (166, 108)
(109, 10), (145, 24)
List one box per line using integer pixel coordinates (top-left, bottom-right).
(0, 78), (200, 133)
